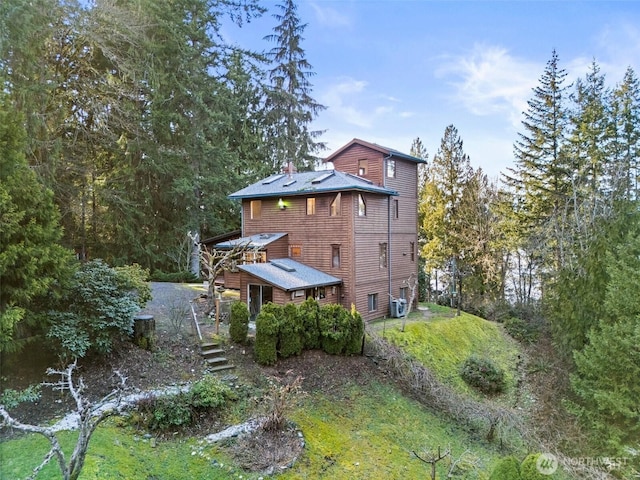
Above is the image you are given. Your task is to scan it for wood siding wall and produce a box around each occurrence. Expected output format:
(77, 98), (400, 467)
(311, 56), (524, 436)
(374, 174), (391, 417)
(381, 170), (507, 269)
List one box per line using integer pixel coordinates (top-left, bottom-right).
(236, 142), (420, 322)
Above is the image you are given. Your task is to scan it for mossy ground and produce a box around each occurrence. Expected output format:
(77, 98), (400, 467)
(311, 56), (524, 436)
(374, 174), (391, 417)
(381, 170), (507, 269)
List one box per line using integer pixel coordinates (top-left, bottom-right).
(373, 304), (522, 400)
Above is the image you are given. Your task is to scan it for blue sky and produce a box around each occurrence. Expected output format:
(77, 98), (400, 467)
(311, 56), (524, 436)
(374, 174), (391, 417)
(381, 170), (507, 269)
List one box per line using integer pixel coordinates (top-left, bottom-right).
(224, 1), (640, 179)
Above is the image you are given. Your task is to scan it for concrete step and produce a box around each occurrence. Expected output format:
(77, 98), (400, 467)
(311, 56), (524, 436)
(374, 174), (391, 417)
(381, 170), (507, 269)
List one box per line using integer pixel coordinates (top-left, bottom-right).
(207, 364), (236, 373)
(200, 341), (220, 349)
(200, 348), (225, 358)
(205, 356), (230, 366)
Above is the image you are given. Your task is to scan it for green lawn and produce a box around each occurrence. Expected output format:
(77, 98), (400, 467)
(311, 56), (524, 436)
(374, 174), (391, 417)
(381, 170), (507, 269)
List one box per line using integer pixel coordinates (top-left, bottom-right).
(374, 304), (522, 399)
(0, 304), (539, 480)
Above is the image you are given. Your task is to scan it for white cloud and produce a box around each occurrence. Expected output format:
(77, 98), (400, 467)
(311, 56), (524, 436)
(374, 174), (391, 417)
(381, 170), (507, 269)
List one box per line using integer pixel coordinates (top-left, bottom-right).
(436, 44), (540, 128)
(309, 2), (351, 28)
(319, 77), (412, 129)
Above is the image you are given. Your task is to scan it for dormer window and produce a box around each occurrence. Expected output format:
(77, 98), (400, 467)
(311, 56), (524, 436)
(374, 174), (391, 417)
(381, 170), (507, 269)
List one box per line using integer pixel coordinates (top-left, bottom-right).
(386, 158), (396, 178)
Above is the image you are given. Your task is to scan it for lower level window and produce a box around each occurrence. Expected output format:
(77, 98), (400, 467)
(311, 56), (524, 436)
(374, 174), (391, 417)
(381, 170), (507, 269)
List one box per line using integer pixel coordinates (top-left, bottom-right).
(368, 293), (378, 312)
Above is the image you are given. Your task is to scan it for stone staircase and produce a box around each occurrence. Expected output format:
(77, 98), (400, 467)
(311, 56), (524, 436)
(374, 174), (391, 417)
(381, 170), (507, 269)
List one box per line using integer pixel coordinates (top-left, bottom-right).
(199, 341), (235, 373)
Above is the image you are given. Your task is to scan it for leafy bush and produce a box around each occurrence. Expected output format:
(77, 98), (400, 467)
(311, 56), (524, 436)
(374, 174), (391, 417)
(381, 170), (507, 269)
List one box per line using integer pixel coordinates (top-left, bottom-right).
(229, 301), (250, 344)
(254, 303), (280, 365)
(298, 298), (321, 349)
(47, 260), (142, 358)
(489, 455), (521, 480)
(278, 303), (303, 358)
(191, 375), (234, 408)
(135, 376), (233, 431)
(460, 355), (506, 394)
(503, 316), (539, 344)
(114, 263), (152, 307)
(147, 393), (193, 430)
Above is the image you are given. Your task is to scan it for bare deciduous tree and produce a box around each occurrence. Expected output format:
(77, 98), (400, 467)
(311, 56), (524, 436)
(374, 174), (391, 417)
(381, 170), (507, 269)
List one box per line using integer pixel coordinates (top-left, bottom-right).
(0, 362), (127, 480)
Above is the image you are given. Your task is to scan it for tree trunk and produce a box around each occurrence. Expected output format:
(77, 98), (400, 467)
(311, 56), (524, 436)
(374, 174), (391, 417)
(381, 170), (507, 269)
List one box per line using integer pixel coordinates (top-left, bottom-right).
(133, 314), (155, 350)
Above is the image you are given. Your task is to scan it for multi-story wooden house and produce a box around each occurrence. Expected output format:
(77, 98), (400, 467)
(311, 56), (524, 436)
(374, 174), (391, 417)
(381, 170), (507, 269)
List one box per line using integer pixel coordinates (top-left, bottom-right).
(218, 138), (425, 322)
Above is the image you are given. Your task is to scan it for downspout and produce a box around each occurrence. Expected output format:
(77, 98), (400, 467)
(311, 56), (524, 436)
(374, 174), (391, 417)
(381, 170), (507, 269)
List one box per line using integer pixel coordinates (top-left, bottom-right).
(383, 153), (393, 314)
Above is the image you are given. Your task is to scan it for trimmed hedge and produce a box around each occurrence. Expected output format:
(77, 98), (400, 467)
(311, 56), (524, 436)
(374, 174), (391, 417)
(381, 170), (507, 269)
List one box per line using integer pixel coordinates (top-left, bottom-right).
(299, 298), (321, 349)
(254, 300), (364, 365)
(254, 304), (280, 366)
(229, 301), (250, 344)
(279, 303), (303, 358)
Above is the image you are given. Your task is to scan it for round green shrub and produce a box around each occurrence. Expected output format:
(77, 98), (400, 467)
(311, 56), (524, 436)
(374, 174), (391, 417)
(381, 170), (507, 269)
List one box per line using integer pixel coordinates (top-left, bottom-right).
(229, 301), (250, 344)
(460, 354), (506, 394)
(191, 375), (234, 408)
(299, 297), (321, 349)
(278, 303), (303, 358)
(489, 455), (521, 480)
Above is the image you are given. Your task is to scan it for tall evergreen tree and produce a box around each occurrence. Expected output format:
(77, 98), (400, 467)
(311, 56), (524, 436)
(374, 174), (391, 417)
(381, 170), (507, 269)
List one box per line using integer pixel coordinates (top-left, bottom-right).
(264, 0), (325, 172)
(609, 67), (640, 200)
(504, 50), (571, 271)
(0, 98), (74, 352)
(420, 125), (472, 312)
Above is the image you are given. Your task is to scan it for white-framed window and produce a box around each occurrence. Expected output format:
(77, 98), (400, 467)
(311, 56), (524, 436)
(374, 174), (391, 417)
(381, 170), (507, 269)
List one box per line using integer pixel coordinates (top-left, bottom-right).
(387, 158), (396, 178)
(368, 293), (378, 312)
(358, 194), (366, 216)
(400, 287), (408, 300)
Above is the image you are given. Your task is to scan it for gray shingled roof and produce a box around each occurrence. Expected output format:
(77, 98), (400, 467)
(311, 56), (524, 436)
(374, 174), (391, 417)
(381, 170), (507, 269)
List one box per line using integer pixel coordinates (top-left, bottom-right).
(228, 170), (397, 200)
(215, 232), (287, 249)
(238, 258), (342, 292)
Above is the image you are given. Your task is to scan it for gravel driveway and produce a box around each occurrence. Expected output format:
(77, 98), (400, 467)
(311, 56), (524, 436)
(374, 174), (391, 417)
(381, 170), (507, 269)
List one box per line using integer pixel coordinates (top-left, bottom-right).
(137, 282), (208, 334)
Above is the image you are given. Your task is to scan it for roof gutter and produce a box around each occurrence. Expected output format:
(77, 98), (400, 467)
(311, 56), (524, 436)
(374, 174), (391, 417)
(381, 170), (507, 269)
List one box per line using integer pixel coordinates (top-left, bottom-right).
(383, 153), (393, 314)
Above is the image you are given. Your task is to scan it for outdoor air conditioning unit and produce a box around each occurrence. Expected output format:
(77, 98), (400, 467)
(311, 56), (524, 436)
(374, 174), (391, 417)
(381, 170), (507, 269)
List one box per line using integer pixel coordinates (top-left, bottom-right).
(390, 298), (407, 318)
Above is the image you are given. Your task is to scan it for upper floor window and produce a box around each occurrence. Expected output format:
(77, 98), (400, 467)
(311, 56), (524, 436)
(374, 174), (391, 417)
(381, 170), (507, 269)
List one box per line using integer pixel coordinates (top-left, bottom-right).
(289, 245), (302, 257)
(394, 199), (399, 219)
(307, 197), (316, 215)
(250, 200), (261, 219)
(379, 242), (388, 268)
(332, 245), (341, 268)
(330, 193), (341, 217)
(358, 159), (368, 176)
(387, 159), (396, 178)
(358, 194), (366, 216)
(410, 241), (415, 262)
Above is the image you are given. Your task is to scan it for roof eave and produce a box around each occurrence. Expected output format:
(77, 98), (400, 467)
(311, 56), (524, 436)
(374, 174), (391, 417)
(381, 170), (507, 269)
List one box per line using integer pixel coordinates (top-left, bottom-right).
(229, 185), (398, 200)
